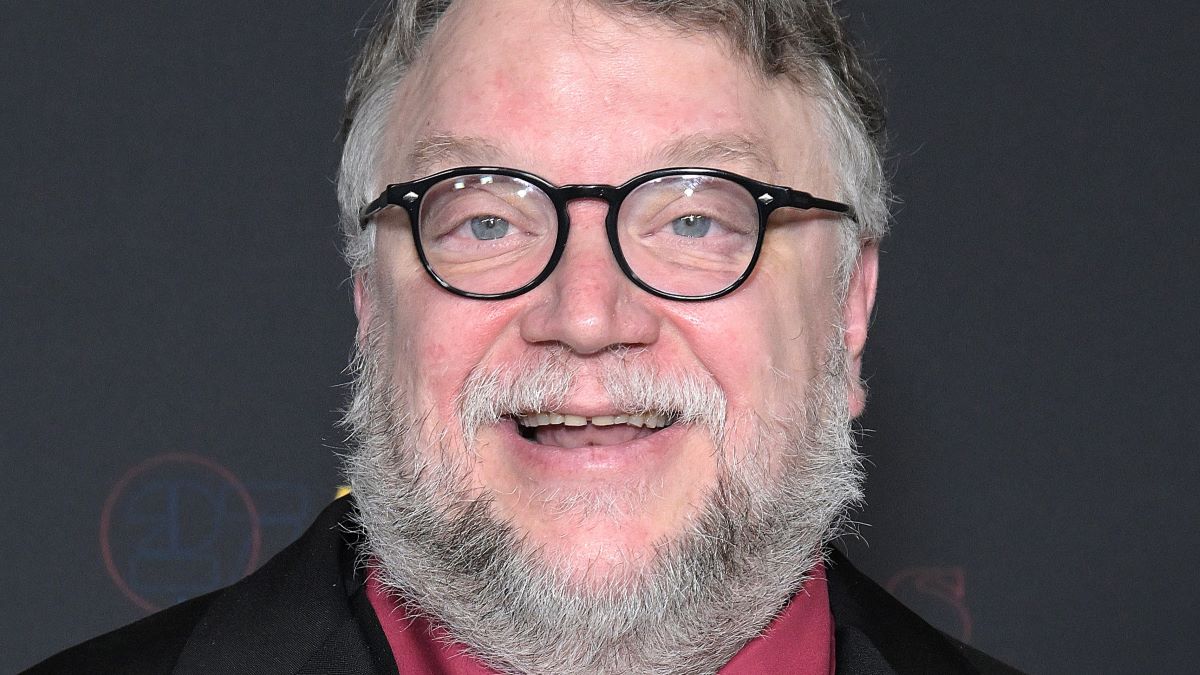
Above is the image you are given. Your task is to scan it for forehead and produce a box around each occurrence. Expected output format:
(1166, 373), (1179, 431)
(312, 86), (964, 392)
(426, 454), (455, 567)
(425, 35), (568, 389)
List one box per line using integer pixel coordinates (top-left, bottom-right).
(383, 0), (831, 188)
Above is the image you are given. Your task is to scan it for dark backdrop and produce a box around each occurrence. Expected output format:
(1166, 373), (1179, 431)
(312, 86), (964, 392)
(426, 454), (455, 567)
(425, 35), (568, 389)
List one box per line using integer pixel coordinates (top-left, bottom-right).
(4, 2), (1197, 673)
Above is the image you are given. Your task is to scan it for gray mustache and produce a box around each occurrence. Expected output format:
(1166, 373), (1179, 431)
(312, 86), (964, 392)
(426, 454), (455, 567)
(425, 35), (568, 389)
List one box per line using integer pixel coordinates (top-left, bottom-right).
(457, 353), (727, 444)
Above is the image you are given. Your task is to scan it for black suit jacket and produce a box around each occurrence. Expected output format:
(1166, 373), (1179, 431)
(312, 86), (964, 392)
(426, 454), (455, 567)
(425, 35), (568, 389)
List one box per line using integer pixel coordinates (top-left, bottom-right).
(29, 497), (1019, 674)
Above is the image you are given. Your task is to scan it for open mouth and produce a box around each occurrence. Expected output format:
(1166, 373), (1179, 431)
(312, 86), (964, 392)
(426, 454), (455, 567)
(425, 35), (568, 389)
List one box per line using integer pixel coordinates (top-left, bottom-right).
(514, 412), (678, 448)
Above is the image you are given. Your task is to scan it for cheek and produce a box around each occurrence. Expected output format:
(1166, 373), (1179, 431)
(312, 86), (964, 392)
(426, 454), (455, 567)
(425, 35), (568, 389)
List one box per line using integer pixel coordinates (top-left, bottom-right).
(670, 299), (796, 413)
(369, 234), (459, 413)
(381, 285), (523, 423)
(673, 252), (840, 416)
(371, 227), (534, 441)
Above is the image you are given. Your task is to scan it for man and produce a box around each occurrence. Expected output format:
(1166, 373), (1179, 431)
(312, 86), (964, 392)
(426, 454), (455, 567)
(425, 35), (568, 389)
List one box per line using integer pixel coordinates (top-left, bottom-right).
(32, 0), (1017, 673)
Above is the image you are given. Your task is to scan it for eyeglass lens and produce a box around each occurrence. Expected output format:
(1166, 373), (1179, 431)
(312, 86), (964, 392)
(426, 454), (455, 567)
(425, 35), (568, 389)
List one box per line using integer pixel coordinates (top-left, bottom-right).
(616, 175), (759, 297)
(416, 172), (761, 297)
(418, 174), (558, 295)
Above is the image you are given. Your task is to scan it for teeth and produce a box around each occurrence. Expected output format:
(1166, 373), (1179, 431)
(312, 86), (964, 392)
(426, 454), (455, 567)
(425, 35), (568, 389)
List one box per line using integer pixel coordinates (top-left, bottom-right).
(516, 412), (672, 428)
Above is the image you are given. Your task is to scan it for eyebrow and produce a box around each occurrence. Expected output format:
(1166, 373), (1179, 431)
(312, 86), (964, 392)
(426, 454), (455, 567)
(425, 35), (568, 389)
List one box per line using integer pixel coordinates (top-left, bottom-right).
(653, 133), (780, 178)
(402, 131), (780, 181)
(405, 134), (507, 177)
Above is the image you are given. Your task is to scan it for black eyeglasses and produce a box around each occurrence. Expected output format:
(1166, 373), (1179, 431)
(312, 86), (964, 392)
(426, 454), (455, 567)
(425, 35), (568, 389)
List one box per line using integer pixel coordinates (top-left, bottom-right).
(360, 166), (855, 301)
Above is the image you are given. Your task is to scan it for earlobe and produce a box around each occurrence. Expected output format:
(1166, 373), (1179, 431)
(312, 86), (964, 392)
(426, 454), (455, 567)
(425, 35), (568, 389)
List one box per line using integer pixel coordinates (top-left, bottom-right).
(353, 271), (373, 346)
(843, 243), (879, 418)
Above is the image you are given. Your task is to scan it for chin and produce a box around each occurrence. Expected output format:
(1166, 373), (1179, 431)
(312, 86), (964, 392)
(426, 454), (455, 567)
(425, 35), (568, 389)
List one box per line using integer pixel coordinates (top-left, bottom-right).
(502, 501), (688, 590)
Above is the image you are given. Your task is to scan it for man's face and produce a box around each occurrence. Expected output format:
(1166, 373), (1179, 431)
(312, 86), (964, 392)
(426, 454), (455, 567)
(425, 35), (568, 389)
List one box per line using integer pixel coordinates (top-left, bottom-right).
(356, 0), (876, 581)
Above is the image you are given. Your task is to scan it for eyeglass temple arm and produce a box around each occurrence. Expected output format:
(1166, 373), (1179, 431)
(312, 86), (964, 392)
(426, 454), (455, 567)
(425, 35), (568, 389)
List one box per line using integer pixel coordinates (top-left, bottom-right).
(359, 194), (392, 228)
(787, 191), (858, 223)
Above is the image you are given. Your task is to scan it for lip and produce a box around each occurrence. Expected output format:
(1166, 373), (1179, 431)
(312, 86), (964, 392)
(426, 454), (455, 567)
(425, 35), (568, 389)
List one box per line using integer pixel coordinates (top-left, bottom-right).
(489, 417), (694, 478)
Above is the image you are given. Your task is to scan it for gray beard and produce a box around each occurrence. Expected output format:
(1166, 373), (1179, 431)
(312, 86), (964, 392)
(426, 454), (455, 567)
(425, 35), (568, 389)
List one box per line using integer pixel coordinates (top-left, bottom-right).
(342, 337), (863, 675)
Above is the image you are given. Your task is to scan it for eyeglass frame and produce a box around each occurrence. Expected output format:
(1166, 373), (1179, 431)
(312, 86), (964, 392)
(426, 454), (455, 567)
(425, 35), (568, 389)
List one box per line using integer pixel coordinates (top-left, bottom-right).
(359, 166), (857, 302)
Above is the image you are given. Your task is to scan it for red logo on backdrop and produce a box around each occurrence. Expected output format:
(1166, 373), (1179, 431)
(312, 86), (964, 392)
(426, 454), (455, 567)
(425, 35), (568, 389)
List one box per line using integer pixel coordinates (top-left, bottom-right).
(886, 566), (973, 642)
(99, 453), (262, 612)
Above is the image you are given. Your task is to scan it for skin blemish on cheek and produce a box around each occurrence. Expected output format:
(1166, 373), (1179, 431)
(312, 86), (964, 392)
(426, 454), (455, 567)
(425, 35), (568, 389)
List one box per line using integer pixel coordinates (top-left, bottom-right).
(425, 341), (450, 363)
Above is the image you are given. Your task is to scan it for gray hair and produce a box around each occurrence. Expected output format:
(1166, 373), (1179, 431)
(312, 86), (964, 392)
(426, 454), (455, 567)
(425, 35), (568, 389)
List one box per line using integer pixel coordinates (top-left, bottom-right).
(336, 0), (889, 278)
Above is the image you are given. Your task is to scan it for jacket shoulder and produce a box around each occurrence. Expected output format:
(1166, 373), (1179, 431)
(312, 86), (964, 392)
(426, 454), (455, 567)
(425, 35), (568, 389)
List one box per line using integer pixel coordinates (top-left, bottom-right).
(826, 548), (1024, 674)
(956, 642), (1023, 675)
(25, 497), (389, 675)
(24, 592), (216, 674)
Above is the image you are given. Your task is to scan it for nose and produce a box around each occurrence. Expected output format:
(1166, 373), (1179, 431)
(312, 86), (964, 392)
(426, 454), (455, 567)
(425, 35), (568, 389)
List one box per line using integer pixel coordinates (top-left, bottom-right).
(518, 201), (660, 355)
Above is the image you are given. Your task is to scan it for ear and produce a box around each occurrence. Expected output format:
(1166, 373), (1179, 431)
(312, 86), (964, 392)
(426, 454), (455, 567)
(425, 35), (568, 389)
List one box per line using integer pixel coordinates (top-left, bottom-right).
(353, 270), (373, 346)
(843, 243), (879, 418)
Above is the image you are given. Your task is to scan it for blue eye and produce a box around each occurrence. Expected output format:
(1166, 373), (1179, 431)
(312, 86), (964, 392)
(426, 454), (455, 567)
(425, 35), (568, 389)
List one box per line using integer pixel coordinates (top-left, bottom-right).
(670, 214), (713, 237)
(469, 215), (511, 240)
